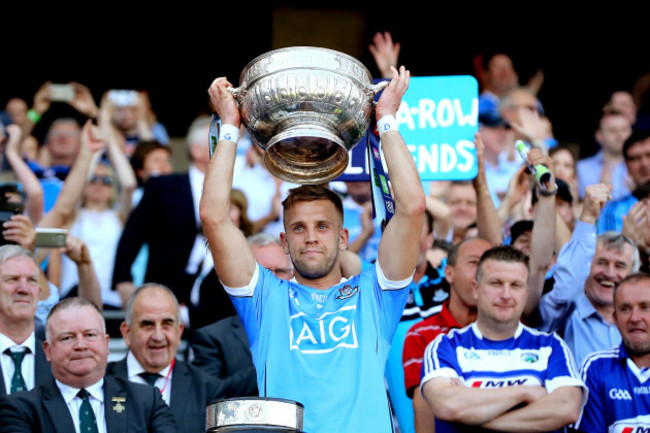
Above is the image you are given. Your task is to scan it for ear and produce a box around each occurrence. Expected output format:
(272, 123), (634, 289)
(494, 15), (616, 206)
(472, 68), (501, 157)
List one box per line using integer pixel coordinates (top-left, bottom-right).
(445, 265), (455, 286)
(280, 232), (290, 255)
(472, 278), (479, 301)
(119, 322), (131, 346)
(43, 339), (51, 362)
(339, 228), (349, 251)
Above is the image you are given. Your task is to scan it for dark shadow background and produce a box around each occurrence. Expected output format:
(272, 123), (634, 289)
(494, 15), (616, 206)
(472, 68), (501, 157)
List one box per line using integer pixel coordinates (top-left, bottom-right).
(3, 6), (649, 158)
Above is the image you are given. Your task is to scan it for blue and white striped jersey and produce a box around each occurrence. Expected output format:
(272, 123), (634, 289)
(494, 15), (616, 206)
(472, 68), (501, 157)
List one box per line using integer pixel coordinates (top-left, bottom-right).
(577, 344), (650, 433)
(421, 322), (586, 433)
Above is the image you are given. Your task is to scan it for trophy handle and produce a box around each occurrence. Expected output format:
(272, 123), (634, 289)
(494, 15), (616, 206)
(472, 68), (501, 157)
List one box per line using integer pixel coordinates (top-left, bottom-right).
(366, 80), (390, 98)
(227, 86), (246, 104)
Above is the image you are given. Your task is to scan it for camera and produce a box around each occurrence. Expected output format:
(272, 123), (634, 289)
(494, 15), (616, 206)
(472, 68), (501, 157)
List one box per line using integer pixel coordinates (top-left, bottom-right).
(0, 183), (25, 246)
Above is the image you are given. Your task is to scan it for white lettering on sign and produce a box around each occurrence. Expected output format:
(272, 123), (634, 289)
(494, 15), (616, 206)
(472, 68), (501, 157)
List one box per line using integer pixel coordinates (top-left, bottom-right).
(397, 98), (478, 131)
(408, 140), (475, 174)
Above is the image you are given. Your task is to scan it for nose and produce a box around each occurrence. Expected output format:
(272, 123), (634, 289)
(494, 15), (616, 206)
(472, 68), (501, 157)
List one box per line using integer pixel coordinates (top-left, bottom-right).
(151, 324), (165, 341)
(629, 306), (643, 323)
(73, 334), (88, 350)
(500, 284), (513, 300)
(305, 227), (318, 244)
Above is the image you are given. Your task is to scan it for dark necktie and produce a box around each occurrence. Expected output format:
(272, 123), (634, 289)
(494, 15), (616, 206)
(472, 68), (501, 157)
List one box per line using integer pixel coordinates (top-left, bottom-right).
(4, 348), (28, 394)
(139, 371), (161, 387)
(77, 389), (99, 433)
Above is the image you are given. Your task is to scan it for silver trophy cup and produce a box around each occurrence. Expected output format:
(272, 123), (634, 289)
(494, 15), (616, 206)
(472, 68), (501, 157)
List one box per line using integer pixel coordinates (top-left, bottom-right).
(228, 46), (387, 184)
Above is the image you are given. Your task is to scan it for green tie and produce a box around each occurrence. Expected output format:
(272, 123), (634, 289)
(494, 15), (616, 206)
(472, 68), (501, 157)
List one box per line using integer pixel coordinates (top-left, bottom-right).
(77, 389), (99, 433)
(5, 348), (28, 394)
(139, 372), (161, 387)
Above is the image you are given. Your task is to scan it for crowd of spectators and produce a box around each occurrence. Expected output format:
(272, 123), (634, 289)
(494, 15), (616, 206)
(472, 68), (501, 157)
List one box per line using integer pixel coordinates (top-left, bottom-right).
(0, 31), (648, 432)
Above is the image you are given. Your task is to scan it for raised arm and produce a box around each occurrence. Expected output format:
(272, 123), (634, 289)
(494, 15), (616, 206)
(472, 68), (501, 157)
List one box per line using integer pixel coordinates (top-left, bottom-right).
(525, 148), (556, 315)
(376, 66), (426, 281)
(63, 235), (102, 310)
(39, 120), (105, 229)
(473, 133), (503, 245)
(368, 32), (401, 79)
(99, 102), (137, 221)
(3, 125), (44, 224)
(200, 77), (256, 287)
(537, 183), (612, 332)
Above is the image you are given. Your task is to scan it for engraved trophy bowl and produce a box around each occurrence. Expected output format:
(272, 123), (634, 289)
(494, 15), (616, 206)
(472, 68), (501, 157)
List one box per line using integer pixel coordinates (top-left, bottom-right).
(206, 397), (304, 432)
(229, 46), (388, 184)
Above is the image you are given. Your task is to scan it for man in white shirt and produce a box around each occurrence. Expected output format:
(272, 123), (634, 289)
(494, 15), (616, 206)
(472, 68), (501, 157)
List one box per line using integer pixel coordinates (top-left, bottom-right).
(0, 245), (52, 396)
(107, 284), (225, 433)
(0, 296), (176, 433)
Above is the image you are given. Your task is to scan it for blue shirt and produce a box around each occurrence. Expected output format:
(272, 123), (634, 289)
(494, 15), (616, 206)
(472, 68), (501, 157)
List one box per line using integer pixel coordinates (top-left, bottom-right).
(226, 262), (411, 433)
(598, 193), (639, 234)
(577, 344), (650, 433)
(420, 322), (585, 433)
(577, 151), (630, 200)
(538, 220), (621, 366)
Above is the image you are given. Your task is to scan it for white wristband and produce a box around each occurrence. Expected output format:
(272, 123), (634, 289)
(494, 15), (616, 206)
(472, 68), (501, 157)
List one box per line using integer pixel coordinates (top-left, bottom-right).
(219, 124), (240, 143)
(377, 115), (397, 137)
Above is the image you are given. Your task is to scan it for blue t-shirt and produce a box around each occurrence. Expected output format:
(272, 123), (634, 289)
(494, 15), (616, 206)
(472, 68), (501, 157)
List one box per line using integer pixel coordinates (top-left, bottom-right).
(598, 194), (638, 233)
(226, 262), (411, 433)
(420, 322), (586, 433)
(577, 344), (650, 433)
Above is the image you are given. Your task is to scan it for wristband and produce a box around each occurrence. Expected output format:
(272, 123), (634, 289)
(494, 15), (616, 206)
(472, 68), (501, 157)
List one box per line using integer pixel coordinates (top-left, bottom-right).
(219, 124), (240, 143)
(537, 184), (558, 197)
(377, 115), (397, 137)
(27, 109), (42, 124)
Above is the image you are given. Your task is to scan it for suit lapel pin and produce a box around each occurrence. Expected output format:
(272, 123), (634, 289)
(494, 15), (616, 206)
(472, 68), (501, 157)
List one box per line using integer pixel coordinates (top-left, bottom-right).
(112, 397), (126, 414)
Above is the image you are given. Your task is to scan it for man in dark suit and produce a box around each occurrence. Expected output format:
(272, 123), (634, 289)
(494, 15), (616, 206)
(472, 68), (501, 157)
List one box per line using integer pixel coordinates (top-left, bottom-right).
(0, 245), (52, 396)
(112, 117), (234, 329)
(190, 233), (294, 397)
(0, 297), (176, 432)
(107, 283), (225, 433)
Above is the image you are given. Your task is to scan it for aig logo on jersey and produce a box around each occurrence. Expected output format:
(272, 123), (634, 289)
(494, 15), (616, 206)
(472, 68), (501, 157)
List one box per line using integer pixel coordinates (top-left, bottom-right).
(609, 388), (633, 400)
(290, 305), (358, 354)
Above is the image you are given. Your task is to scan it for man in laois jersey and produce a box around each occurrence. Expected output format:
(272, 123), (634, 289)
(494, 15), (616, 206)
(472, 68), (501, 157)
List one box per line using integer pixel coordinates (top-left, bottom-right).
(576, 273), (650, 433)
(420, 246), (586, 432)
(201, 66), (424, 433)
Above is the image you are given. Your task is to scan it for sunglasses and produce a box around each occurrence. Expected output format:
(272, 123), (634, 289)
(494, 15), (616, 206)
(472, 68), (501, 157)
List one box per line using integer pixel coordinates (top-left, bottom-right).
(89, 175), (114, 186)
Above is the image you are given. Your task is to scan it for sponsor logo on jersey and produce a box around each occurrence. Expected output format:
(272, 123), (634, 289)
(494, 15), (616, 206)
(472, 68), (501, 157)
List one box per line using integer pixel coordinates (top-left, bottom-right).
(620, 427), (650, 433)
(336, 284), (358, 300)
(290, 305), (358, 354)
(470, 378), (530, 388)
(609, 388), (633, 400)
(521, 352), (539, 363)
(464, 351), (481, 360)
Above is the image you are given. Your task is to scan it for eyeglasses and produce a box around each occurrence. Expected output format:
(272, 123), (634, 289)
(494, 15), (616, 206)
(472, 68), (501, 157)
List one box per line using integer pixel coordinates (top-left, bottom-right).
(89, 175), (114, 186)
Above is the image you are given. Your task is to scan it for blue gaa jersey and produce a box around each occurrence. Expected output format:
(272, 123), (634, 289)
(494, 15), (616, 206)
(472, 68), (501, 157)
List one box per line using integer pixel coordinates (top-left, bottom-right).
(577, 344), (650, 433)
(226, 262), (411, 433)
(421, 322), (586, 433)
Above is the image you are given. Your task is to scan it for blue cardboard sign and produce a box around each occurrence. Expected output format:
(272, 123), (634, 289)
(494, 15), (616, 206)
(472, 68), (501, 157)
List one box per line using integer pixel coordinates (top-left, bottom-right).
(337, 75), (479, 182)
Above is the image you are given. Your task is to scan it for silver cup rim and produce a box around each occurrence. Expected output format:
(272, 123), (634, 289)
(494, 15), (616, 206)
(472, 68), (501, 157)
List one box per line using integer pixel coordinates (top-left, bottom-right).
(237, 46), (372, 85)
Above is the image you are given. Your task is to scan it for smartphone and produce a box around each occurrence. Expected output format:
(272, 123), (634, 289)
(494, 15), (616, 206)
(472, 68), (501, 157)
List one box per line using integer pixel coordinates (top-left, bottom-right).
(108, 89), (138, 106)
(49, 84), (75, 102)
(35, 228), (67, 248)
